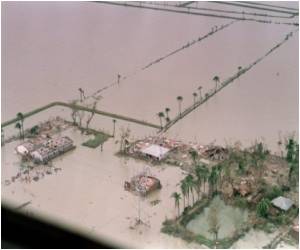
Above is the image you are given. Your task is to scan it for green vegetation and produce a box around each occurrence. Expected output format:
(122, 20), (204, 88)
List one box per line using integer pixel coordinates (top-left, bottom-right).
(264, 185), (283, 200)
(162, 196), (250, 249)
(82, 132), (110, 148)
(16, 112), (25, 139)
(171, 192), (181, 218)
(197, 86), (202, 100)
(270, 206), (299, 226)
(233, 196), (248, 209)
(285, 137), (299, 186)
(256, 198), (270, 218)
(15, 122), (22, 140)
(112, 119), (116, 137)
(163, 137), (299, 247)
(165, 107), (170, 120)
(30, 125), (39, 135)
(157, 112), (165, 128)
(176, 96), (183, 117)
(213, 75), (220, 89)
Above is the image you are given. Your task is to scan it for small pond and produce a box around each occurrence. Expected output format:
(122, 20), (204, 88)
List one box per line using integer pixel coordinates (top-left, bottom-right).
(186, 196), (248, 240)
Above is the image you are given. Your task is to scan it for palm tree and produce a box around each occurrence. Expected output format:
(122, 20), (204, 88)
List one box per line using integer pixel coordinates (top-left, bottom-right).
(213, 76), (220, 90)
(17, 112), (24, 139)
(157, 112), (165, 128)
(209, 167), (218, 197)
(189, 150), (198, 164)
(177, 96), (183, 117)
(193, 92), (197, 107)
(215, 166), (222, 191)
(195, 164), (210, 199)
(186, 175), (195, 205)
(112, 119), (116, 137)
(171, 192), (181, 218)
(198, 86), (203, 100)
(193, 177), (201, 201)
(165, 107), (170, 119)
(180, 180), (188, 208)
(195, 164), (204, 194)
(78, 88), (84, 101)
(15, 122), (22, 139)
(199, 165), (209, 194)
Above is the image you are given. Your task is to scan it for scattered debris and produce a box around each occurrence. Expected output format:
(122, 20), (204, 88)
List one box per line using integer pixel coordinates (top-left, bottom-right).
(150, 199), (161, 206)
(125, 173), (161, 196)
(203, 146), (229, 161)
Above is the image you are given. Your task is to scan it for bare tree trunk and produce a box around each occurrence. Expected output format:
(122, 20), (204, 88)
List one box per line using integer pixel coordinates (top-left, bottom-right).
(86, 102), (97, 130)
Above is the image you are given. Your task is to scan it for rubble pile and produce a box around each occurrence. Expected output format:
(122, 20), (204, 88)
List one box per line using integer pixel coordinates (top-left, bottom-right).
(124, 174), (161, 196)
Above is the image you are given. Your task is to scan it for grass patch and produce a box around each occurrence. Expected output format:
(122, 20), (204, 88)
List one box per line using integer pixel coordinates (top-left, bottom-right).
(233, 196), (249, 209)
(82, 132), (110, 148)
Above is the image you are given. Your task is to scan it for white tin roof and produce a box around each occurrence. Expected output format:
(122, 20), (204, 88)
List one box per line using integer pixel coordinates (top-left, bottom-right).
(140, 144), (170, 160)
(271, 196), (294, 211)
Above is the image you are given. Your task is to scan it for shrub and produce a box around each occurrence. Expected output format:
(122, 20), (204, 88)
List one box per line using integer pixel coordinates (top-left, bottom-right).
(265, 186), (283, 200)
(30, 125), (39, 135)
(273, 214), (286, 225)
(256, 198), (270, 218)
(234, 196), (248, 208)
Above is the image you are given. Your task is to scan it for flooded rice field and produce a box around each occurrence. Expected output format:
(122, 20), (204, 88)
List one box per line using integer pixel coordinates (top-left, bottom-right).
(2, 2), (298, 152)
(1, 1), (298, 248)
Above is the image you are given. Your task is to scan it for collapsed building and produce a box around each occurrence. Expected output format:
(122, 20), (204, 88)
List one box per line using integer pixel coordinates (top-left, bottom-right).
(16, 136), (75, 164)
(124, 174), (161, 196)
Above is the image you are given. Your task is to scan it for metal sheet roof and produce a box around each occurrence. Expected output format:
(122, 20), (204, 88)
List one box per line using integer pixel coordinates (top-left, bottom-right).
(271, 196), (294, 211)
(140, 144), (170, 159)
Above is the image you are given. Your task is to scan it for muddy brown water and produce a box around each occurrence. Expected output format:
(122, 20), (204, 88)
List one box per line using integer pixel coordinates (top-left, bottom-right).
(1, 1), (298, 248)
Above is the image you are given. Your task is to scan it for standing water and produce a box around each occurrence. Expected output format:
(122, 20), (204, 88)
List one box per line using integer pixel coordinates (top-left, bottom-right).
(187, 196), (248, 240)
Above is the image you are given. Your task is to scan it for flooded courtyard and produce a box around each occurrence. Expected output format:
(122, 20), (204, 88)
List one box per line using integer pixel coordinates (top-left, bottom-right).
(186, 196), (248, 240)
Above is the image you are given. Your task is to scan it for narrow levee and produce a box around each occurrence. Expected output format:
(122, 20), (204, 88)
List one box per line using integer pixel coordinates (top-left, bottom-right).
(160, 28), (298, 133)
(88, 20), (237, 99)
(1, 101), (161, 130)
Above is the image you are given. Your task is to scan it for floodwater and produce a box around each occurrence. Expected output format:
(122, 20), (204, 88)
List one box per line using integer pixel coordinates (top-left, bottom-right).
(2, 128), (191, 248)
(186, 196), (248, 240)
(1, 1), (299, 248)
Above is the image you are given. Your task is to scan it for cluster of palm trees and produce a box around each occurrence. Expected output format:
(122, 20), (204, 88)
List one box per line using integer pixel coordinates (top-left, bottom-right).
(158, 75), (227, 128)
(157, 108), (171, 128)
(171, 162), (224, 218)
(191, 86), (204, 108)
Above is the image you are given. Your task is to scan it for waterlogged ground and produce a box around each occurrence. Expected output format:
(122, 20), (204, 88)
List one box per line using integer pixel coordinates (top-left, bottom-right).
(186, 196), (248, 240)
(2, 128), (196, 248)
(2, 1), (299, 248)
(2, 2), (298, 153)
